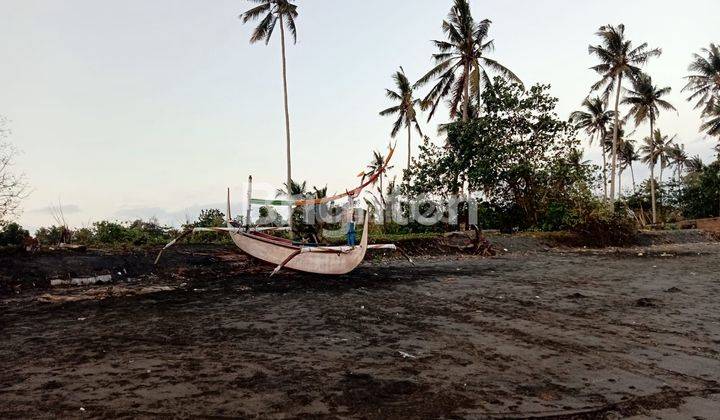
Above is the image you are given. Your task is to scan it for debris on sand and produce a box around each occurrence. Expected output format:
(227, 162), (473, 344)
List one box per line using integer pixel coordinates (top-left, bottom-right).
(50, 274), (112, 287)
(665, 287), (682, 293)
(37, 286), (175, 303)
(398, 351), (417, 359)
(567, 292), (588, 299)
(636, 297), (661, 307)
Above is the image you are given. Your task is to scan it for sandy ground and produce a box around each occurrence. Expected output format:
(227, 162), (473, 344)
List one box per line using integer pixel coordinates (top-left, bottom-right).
(1, 242), (720, 419)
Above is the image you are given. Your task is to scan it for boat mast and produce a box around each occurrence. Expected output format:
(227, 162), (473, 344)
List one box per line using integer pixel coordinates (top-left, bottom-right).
(246, 175), (253, 230)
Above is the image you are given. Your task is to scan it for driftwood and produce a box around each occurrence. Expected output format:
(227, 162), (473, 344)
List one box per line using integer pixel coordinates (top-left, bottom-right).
(57, 243), (87, 252)
(438, 225), (495, 256)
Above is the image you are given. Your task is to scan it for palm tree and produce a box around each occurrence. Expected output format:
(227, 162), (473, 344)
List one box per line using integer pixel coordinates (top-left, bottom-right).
(365, 150), (394, 214)
(667, 143), (688, 182)
(619, 139), (639, 192)
(568, 148), (591, 167)
(588, 24), (661, 201)
(655, 134), (675, 186)
(241, 0), (299, 225)
(602, 123), (628, 195)
(570, 96), (615, 199)
(685, 155), (705, 176)
(640, 130), (675, 223)
(415, 0), (521, 122)
(276, 179), (307, 198)
(683, 43), (720, 116)
(621, 73), (675, 223)
(380, 68), (423, 170)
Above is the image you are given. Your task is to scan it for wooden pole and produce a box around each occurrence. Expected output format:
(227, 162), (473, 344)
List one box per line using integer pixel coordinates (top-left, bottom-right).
(246, 175), (253, 229)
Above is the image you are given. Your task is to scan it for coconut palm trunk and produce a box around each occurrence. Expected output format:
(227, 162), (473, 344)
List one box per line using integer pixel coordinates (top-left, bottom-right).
(610, 75), (622, 201)
(649, 119), (657, 224)
(279, 15), (293, 230)
(630, 162), (636, 191)
(462, 61), (470, 122)
(407, 125), (412, 169)
(599, 132), (608, 199)
(379, 175), (385, 226)
(659, 163), (664, 209)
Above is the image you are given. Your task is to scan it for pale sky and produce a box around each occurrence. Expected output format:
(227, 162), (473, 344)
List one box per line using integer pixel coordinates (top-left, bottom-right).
(2, 0), (718, 230)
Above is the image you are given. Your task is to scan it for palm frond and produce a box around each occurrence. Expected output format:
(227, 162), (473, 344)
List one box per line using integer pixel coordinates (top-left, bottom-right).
(241, 3), (272, 23)
(285, 13), (298, 43)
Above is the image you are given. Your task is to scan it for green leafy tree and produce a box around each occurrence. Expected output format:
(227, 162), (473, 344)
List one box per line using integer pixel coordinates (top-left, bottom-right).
(621, 73), (675, 223)
(677, 161), (720, 218)
(379, 67), (423, 170)
(0, 222), (28, 247)
(415, 0), (521, 122)
(406, 79), (591, 230)
(588, 24), (661, 200)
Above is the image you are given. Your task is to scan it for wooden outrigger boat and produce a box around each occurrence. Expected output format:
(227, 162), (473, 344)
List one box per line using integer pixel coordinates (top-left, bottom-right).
(156, 143), (407, 275)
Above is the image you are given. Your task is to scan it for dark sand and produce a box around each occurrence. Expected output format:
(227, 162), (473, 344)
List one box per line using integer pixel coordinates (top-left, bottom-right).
(1, 241), (719, 418)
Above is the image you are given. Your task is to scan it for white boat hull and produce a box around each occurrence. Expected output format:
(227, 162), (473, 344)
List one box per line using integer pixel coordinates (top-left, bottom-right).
(227, 213), (369, 275)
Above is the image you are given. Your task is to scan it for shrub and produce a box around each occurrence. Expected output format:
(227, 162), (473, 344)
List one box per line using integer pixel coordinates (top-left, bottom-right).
(571, 203), (638, 247)
(35, 226), (66, 245)
(94, 221), (128, 244)
(72, 227), (94, 245)
(192, 209), (229, 243)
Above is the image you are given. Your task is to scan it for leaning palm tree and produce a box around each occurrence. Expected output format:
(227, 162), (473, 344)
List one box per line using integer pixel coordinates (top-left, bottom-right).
(683, 43), (720, 116)
(241, 0), (299, 224)
(415, 0), (521, 122)
(380, 68), (423, 170)
(570, 96), (615, 199)
(621, 73), (675, 223)
(588, 24), (661, 201)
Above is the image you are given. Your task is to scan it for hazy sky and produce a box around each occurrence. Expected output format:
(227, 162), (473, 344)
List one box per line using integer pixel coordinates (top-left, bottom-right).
(2, 0), (718, 230)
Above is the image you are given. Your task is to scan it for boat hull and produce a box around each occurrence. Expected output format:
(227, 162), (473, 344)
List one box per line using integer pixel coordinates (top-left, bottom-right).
(227, 212), (369, 275)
